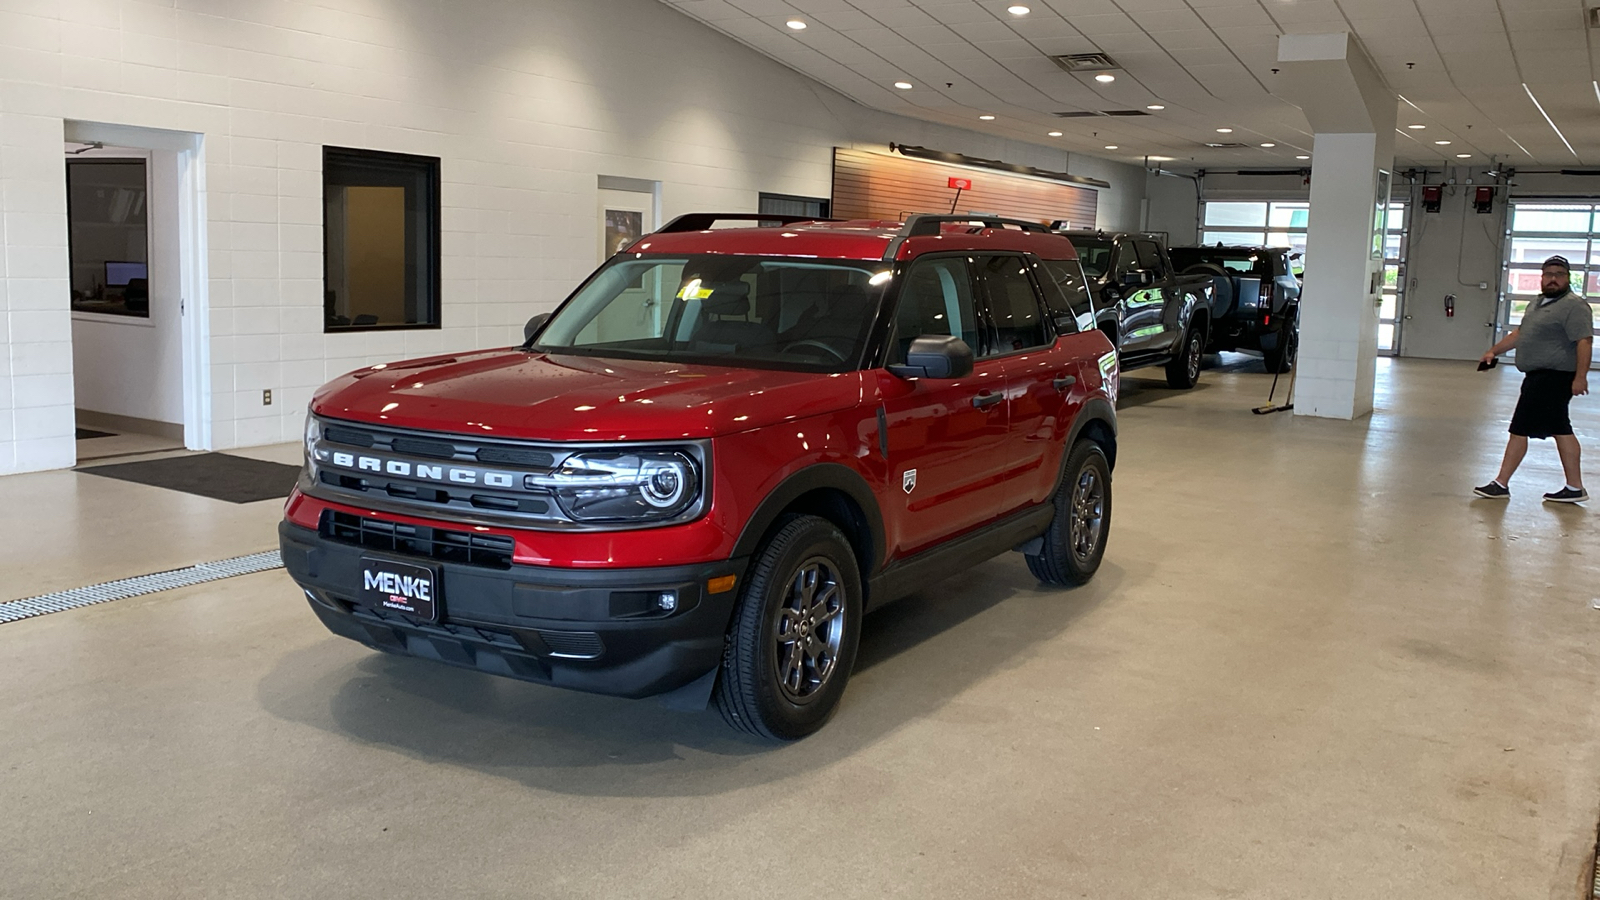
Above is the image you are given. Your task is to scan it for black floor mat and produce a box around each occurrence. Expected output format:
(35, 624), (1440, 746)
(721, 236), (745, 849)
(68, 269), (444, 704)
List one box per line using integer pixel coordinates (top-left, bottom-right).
(76, 428), (115, 440)
(79, 453), (302, 504)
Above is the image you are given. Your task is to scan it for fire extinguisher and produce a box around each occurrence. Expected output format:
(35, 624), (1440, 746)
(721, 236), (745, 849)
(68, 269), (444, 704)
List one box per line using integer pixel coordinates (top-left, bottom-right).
(1445, 293), (1456, 318)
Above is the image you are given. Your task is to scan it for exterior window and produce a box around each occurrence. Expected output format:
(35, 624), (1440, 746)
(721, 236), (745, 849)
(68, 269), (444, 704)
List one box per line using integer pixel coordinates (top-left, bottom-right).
(1038, 259), (1091, 333)
(976, 255), (1049, 355)
(323, 146), (440, 331)
(67, 158), (150, 318)
(892, 256), (980, 361)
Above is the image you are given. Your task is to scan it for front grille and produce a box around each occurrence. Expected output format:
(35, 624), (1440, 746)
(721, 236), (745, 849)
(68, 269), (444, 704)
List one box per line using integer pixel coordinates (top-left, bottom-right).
(322, 510), (516, 570)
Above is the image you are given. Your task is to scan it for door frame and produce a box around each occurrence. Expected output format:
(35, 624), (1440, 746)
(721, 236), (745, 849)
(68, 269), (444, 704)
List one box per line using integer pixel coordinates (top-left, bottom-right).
(63, 121), (210, 452)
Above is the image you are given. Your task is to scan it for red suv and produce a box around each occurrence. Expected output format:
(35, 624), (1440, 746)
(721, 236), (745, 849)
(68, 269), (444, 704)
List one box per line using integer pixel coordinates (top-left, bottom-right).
(280, 213), (1118, 740)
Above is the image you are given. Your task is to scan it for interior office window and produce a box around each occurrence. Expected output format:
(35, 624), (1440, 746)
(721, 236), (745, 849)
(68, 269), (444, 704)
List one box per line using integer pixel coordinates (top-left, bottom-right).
(759, 192), (831, 226)
(977, 255), (1049, 355)
(324, 146), (440, 331)
(67, 159), (150, 318)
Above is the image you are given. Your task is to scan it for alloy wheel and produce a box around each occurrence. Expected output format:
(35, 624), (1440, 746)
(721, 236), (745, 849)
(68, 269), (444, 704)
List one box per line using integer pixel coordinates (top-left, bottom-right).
(773, 557), (847, 703)
(1070, 468), (1106, 563)
(1186, 332), (1202, 381)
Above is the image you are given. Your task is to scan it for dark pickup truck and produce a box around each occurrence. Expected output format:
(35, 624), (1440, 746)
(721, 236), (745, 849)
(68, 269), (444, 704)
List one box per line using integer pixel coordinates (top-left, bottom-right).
(1169, 245), (1301, 372)
(1058, 230), (1215, 389)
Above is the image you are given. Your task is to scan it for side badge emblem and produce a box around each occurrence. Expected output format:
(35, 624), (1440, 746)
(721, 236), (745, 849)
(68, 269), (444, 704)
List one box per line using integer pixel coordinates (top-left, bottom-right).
(903, 469), (917, 494)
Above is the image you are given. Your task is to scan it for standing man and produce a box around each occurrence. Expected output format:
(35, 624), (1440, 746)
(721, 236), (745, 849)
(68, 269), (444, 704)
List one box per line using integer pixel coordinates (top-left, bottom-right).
(1475, 256), (1594, 502)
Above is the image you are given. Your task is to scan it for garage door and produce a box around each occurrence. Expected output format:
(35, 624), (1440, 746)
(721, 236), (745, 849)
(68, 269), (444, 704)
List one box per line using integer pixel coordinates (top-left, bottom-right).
(1501, 202), (1600, 365)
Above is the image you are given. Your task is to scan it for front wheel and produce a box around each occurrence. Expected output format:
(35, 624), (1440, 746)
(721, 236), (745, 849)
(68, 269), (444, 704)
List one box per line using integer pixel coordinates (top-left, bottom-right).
(1165, 326), (1204, 389)
(1026, 440), (1113, 586)
(715, 515), (863, 740)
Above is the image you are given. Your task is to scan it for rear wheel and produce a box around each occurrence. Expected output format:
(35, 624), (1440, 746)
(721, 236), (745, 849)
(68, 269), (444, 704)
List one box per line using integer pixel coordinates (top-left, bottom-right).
(1263, 320), (1298, 373)
(1165, 325), (1204, 389)
(1026, 441), (1113, 586)
(715, 515), (862, 740)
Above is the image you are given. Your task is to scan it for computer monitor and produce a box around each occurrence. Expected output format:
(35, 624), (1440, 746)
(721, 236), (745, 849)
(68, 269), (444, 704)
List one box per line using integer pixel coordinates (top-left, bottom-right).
(105, 261), (147, 286)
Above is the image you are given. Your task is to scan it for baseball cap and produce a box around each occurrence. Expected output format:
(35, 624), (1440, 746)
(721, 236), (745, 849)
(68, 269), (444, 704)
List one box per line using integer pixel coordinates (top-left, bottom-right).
(1544, 255), (1571, 271)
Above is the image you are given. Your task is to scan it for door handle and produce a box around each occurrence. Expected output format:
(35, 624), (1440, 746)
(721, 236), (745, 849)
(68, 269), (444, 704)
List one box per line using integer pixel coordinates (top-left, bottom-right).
(972, 392), (1003, 410)
(1053, 375), (1077, 391)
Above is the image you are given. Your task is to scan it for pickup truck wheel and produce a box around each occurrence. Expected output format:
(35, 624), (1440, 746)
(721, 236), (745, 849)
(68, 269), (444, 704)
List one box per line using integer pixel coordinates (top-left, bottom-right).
(715, 515), (862, 741)
(1164, 327), (1204, 389)
(1026, 441), (1112, 586)
(1263, 323), (1298, 373)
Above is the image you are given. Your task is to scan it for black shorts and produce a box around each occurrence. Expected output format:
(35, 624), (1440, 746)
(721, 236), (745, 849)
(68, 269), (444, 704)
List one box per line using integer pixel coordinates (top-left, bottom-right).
(1510, 369), (1576, 439)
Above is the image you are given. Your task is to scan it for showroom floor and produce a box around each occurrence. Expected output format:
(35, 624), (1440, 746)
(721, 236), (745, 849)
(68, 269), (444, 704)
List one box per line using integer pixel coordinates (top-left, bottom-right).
(3, 358), (1599, 899)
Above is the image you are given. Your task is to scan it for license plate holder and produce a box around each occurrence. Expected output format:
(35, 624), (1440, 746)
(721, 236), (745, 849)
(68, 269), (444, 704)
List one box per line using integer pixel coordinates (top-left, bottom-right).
(358, 556), (440, 622)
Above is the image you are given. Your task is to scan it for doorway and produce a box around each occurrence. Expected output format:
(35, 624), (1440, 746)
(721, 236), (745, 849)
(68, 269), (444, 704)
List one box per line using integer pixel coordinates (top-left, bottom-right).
(597, 176), (659, 264)
(62, 122), (208, 462)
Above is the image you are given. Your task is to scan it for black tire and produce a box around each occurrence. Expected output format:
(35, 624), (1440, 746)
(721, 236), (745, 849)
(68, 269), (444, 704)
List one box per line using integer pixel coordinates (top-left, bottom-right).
(1263, 321), (1298, 374)
(715, 515), (863, 741)
(1165, 325), (1204, 389)
(1026, 441), (1113, 586)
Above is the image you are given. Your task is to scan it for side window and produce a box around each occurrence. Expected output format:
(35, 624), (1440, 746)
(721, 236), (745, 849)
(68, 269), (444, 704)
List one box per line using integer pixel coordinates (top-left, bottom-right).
(1039, 259), (1092, 334)
(1113, 241), (1138, 275)
(977, 255), (1050, 356)
(1135, 240), (1165, 279)
(891, 256), (979, 363)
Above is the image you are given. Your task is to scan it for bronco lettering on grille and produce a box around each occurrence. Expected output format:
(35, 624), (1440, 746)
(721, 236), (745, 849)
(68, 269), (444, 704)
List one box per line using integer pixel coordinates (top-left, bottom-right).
(327, 450), (519, 489)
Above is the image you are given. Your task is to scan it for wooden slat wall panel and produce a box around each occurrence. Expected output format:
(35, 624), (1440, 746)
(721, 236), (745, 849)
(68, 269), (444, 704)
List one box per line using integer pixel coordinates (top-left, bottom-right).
(831, 148), (1099, 229)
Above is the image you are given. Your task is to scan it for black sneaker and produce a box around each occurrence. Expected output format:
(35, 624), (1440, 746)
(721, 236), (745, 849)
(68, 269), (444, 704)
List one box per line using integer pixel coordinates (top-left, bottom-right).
(1543, 487), (1589, 503)
(1473, 481), (1510, 499)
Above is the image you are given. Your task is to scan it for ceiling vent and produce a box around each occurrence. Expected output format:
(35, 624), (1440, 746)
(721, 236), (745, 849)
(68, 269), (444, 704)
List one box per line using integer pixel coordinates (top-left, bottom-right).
(1204, 142), (1249, 149)
(1053, 110), (1151, 118)
(1051, 53), (1120, 73)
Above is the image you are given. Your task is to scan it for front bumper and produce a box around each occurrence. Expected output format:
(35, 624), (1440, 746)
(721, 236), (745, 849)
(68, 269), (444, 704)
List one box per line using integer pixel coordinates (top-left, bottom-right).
(279, 521), (747, 699)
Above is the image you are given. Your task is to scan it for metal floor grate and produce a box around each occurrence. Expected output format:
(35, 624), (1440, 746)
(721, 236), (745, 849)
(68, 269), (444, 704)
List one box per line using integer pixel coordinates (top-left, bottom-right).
(0, 551), (283, 625)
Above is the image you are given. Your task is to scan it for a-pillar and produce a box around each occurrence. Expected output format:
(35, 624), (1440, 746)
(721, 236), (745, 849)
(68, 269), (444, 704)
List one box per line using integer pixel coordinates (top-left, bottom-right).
(1276, 33), (1396, 420)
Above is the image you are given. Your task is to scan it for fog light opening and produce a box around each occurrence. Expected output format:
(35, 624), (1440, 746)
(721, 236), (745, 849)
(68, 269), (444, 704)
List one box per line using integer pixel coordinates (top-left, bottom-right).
(657, 591), (678, 612)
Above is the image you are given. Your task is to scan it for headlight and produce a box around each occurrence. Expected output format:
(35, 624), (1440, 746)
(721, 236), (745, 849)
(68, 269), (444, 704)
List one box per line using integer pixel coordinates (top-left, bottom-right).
(529, 450), (701, 523)
(304, 411), (321, 462)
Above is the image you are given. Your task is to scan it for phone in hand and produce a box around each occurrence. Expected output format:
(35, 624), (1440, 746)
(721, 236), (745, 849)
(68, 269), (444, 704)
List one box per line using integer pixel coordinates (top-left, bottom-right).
(1477, 357), (1499, 371)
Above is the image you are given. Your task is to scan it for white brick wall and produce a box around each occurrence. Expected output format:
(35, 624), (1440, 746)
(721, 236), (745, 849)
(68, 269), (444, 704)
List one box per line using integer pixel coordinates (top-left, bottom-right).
(0, 0), (1148, 474)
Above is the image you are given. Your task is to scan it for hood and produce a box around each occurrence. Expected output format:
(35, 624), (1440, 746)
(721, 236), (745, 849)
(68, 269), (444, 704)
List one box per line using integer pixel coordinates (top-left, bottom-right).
(311, 349), (864, 442)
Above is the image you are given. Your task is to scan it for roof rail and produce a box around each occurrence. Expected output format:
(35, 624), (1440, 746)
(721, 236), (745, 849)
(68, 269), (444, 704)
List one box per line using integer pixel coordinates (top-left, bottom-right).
(654, 213), (835, 234)
(883, 213), (1052, 260)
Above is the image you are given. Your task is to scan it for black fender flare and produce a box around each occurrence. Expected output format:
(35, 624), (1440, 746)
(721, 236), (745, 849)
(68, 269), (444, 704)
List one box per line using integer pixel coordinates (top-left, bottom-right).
(730, 463), (887, 576)
(1062, 398), (1118, 481)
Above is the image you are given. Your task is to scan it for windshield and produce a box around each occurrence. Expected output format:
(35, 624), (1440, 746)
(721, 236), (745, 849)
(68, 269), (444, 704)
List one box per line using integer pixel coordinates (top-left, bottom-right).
(534, 255), (890, 372)
(1067, 239), (1114, 279)
(1170, 248), (1274, 278)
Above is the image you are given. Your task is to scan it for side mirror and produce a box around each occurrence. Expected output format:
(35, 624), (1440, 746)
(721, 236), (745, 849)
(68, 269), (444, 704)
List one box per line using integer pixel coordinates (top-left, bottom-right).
(523, 313), (551, 343)
(887, 335), (975, 380)
(1121, 270), (1153, 288)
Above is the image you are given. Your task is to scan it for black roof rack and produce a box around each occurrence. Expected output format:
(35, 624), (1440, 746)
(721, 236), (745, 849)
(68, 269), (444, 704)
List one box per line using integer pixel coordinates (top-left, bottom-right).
(655, 213), (836, 234)
(883, 214), (1052, 260)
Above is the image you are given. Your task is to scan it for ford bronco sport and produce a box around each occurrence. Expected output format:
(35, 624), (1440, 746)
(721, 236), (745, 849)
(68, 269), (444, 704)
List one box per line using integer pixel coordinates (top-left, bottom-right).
(280, 213), (1118, 740)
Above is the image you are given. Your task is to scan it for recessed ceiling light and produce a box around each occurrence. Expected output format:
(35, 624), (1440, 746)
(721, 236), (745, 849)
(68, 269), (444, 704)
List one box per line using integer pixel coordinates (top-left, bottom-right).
(1434, 140), (1451, 145)
(1147, 104), (1165, 110)
(1148, 156), (1174, 162)
(786, 18), (807, 29)
(979, 114), (995, 120)
(1048, 131), (1063, 137)
(1007, 4), (1030, 15)
(1408, 124), (1427, 129)
(1260, 142), (1276, 148)
(1216, 127), (1233, 133)
(1296, 155), (1310, 160)
(1095, 74), (1116, 83)
(894, 81), (912, 90)
(1456, 153), (1472, 158)
(1104, 145), (1119, 150)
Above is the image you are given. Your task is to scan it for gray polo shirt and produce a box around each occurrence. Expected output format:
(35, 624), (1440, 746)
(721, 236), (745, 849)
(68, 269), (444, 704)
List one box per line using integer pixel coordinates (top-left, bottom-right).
(1516, 290), (1593, 373)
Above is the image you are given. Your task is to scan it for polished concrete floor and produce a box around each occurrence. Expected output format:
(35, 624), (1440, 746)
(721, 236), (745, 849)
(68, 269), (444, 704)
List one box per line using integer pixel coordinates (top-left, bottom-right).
(3, 358), (1600, 899)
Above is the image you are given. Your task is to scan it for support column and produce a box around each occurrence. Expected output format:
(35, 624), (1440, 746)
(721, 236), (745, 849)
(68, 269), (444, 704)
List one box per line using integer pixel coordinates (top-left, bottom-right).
(1276, 34), (1396, 420)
